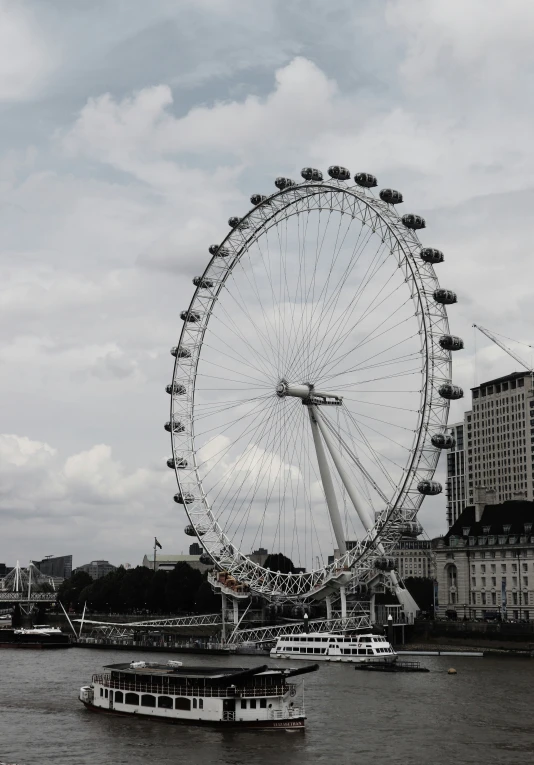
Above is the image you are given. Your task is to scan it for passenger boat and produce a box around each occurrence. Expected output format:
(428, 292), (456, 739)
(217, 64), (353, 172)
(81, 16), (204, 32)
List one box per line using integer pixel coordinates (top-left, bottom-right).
(270, 632), (397, 663)
(0, 625), (71, 649)
(79, 660), (318, 729)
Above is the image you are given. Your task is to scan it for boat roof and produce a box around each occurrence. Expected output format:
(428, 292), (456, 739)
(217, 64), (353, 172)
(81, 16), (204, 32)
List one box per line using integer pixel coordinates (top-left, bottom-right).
(280, 632), (378, 638)
(104, 662), (319, 681)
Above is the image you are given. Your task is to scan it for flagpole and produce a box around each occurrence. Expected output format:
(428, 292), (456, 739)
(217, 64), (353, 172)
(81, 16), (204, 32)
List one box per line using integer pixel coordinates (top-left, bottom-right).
(153, 537), (156, 573)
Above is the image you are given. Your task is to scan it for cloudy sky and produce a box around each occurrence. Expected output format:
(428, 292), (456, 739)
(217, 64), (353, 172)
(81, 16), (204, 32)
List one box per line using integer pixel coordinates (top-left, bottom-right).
(1, 0), (533, 570)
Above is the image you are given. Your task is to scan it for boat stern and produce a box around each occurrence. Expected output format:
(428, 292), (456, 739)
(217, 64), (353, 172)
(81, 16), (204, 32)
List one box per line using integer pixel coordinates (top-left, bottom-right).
(79, 685), (94, 706)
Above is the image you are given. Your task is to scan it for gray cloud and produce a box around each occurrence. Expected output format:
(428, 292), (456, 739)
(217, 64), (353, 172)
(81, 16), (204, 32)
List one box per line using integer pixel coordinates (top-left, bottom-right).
(1, 0), (533, 567)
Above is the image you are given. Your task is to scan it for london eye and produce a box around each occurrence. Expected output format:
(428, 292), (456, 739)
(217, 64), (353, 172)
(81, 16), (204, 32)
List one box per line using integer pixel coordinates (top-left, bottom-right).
(166, 165), (462, 607)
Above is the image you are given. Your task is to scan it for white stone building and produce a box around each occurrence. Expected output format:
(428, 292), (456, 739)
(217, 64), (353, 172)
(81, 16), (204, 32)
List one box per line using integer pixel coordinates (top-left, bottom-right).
(434, 491), (534, 620)
(393, 539), (435, 580)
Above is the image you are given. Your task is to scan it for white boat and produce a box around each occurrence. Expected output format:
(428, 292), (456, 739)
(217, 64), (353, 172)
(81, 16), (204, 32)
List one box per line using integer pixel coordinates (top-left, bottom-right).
(79, 660), (318, 729)
(270, 631), (397, 663)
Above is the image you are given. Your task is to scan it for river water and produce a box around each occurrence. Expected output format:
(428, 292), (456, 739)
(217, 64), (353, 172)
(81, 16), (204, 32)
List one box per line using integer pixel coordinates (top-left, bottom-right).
(1, 648), (534, 765)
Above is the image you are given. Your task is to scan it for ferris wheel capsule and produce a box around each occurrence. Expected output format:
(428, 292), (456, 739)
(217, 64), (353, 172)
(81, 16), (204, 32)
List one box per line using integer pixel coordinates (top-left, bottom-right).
(250, 194), (270, 205)
(228, 216), (249, 229)
(301, 167), (323, 181)
(209, 244), (230, 257)
(354, 172), (377, 188)
(180, 310), (201, 323)
(417, 480), (442, 495)
(174, 492), (196, 504)
(164, 420), (185, 433)
(166, 382), (186, 395)
(328, 165), (351, 181)
(420, 248), (444, 264)
(431, 433), (456, 449)
(398, 521), (423, 537)
(375, 557), (396, 571)
(379, 188), (403, 204)
(439, 383), (464, 400)
(193, 277), (213, 289)
(171, 346), (192, 358)
(274, 177), (297, 190)
(433, 289), (457, 305)
(439, 335), (464, 351)
(402, 214), (426, 230)
(199, 553), (213, 565)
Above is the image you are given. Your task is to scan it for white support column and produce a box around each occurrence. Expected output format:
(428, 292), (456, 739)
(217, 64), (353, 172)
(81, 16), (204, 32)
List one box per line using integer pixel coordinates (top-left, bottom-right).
(326, 595), (332, 620)
(311, 405), (375, 532)
(308, 407), (346, 555)
(340, 586), (347, 619)
(232, 598), (239, 625)
(311, 406), (420, 620)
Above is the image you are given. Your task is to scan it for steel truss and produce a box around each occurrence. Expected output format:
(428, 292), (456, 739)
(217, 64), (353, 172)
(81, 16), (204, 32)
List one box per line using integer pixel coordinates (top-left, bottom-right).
(227, 612), (372, 645)
(169, 177), (453, 601)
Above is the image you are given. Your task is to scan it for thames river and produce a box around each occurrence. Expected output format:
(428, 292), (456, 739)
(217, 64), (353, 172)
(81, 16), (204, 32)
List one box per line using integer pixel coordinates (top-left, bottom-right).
(1, 648), (534, 765)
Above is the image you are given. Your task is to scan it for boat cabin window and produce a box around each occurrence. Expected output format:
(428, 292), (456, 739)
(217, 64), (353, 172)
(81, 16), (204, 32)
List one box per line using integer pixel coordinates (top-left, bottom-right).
(141, 694), (156, 708)
(241, 700), (247, 709)
(125, 692), (139, 705)
(193, 698), (197, 709)
(199, 699), (204, 709)
(104, 689), (108, 699)
(115, 691), (123, 703)
(99, 688), (103, 697)
(158, 696), (173, 709)
(250, 699), (257, 709)
(175, 697), (191, 711)
(260, 699), (267, 708)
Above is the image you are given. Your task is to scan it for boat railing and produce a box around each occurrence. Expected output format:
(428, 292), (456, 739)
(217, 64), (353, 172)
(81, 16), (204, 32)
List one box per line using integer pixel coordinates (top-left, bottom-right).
(269, 707), (304, 720)
(92, 674), (293, 698)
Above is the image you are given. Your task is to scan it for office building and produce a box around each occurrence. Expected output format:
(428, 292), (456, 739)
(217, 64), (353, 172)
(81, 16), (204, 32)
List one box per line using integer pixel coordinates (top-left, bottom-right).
(393, 539), (435, 580)
(465, 371), (534, 505)
(74, 560), (116, 580)
(35, 554), (72, 580)
(446, 422), (466, 527)
(189, 542), (203, 556)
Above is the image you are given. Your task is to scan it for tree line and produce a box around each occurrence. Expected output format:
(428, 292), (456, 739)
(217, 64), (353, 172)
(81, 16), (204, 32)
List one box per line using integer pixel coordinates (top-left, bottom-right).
(57, 563), (220, 614)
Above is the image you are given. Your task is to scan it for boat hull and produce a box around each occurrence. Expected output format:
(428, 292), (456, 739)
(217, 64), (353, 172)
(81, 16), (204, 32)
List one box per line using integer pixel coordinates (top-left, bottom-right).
(80, 700), (305, 730)
(270, 652), (396, 664)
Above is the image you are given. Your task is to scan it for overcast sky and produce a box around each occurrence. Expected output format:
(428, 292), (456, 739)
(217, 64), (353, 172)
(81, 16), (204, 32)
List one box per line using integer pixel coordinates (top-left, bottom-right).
(1, 0), (533, 570)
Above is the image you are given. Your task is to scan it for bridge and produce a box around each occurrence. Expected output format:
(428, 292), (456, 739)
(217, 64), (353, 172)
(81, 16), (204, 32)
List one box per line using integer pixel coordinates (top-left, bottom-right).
(0, 592), (56, 604)
(74, 605), (373, 644)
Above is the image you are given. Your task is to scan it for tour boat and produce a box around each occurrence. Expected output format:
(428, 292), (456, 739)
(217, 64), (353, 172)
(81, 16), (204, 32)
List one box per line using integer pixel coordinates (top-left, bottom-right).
(0, 625), (71, 649)
(270, 632), (397, 663)
(79, 660), (318, 729)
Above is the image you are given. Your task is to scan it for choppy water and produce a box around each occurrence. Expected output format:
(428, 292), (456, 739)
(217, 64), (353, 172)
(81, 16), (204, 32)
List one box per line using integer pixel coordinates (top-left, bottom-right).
(1, 648), (534, 765)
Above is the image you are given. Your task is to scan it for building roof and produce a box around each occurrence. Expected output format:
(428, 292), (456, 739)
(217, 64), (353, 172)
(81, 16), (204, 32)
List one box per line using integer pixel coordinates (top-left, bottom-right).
(148, 554), (202, 563)
(470, 371), (529, 391)
(445, 501), (534, 541)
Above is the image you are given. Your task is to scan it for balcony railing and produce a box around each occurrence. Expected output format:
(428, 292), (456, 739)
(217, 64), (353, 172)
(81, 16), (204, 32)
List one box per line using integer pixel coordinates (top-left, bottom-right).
(269, 707), (304, 719)
(92, 674), (293, 699)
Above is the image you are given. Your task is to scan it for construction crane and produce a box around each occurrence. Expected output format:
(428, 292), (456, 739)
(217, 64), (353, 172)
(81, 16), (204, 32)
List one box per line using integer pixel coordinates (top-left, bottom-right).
(473, 324), (532, 373)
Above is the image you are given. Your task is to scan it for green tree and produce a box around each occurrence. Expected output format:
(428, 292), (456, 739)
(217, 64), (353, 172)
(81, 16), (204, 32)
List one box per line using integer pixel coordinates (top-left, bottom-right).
(166, 562), (203, 613)
(264, 553), (296, 574)
(57, 571), (93, 609)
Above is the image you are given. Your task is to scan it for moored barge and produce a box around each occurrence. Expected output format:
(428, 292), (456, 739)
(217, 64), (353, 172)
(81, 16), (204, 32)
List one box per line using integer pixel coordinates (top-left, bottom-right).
(0, 625), (71, 649)
(80, 660), (318, 729)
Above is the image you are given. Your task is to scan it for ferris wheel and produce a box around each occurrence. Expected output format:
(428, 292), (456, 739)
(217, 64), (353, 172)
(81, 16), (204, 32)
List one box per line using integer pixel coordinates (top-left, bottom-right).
(166, 165), (463, 604)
